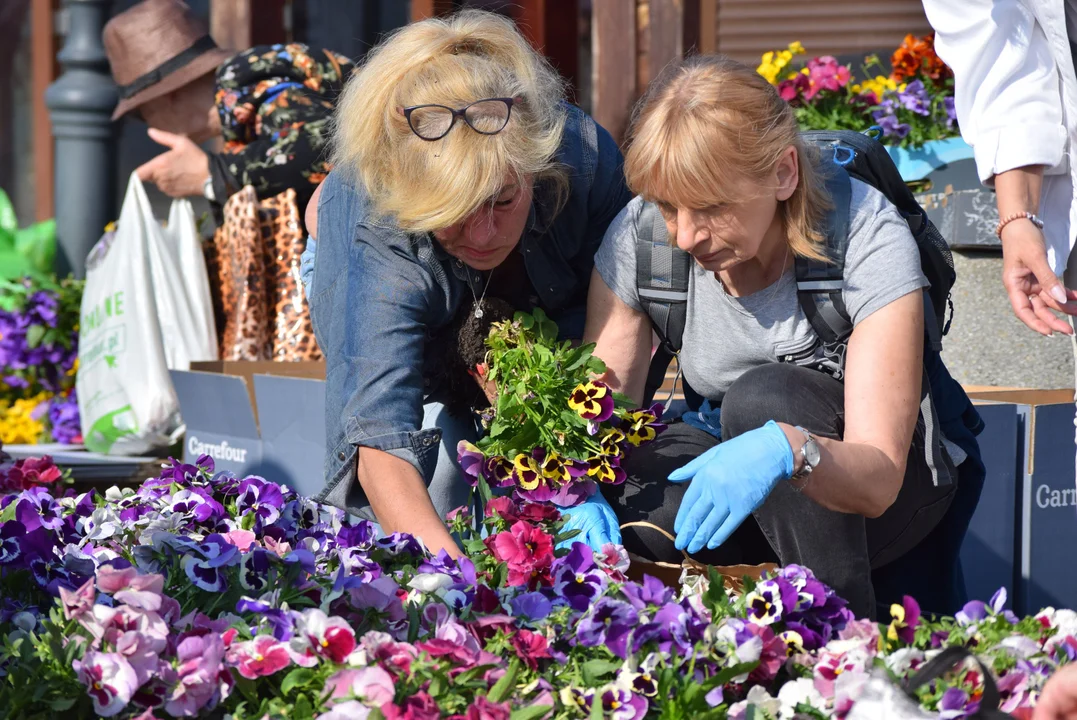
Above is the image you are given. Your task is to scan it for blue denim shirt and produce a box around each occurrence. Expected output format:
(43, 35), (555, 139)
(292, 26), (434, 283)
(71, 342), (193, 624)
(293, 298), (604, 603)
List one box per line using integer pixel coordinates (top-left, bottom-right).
(306, 104), (631, 511)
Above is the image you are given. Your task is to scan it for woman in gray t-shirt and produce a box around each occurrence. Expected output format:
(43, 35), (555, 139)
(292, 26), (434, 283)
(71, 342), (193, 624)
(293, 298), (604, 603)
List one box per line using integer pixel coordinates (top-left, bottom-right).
(580, 55), (983, 619)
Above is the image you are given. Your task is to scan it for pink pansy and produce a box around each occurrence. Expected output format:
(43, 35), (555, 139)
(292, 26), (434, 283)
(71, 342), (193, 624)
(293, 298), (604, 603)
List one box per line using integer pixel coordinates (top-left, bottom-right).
(74, 651), (139, 717)
(263, 536), (293, 558)
(221, 529), (258, 552)
(837, 618), (881, 647)
(832, 669), (870, 718)
(230, 635), (292, 680)
(115, 628), (166, 685)
(325, 665), (396, 706)
(360, 632), (418, 675)
(813, 641), (872, 698)
(317, 700), (372, 720)
(746, 624), (788, 684)
(459, 695), (512, 720)
(97, 566), (166, 612)
(60, 576), (97, 620)
(165, 634), (227, 717)
(382, 691), (440, 720)
(291, 608), (357, 665)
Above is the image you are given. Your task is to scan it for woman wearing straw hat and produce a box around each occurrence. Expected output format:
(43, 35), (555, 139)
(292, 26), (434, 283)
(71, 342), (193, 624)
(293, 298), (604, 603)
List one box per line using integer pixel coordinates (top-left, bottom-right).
(103, 0), (353, 217)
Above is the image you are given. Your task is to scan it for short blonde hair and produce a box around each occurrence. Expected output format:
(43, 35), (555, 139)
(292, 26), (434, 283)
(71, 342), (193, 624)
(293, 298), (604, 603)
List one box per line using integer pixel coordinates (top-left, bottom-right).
(331, 10), (567, 232)
(624, 55), (830, 262)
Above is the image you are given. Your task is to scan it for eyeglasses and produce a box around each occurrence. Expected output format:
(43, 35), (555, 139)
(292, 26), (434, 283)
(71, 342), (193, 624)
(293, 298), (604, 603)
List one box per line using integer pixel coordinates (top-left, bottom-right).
(398, 97), (521, 141)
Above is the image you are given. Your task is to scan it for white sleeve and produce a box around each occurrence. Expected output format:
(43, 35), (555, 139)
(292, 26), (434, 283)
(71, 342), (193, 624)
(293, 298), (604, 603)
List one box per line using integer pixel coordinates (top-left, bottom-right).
(922, 0), (1068, 184)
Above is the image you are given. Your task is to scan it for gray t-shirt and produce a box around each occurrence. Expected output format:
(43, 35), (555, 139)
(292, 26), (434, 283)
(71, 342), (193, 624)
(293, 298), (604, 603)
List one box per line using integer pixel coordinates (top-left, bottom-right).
(595, 179), (928, 402)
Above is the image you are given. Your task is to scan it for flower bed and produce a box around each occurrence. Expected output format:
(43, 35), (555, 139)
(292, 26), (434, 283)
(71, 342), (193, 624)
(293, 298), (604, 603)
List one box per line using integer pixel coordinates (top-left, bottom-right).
(0, 456), (1071, 719)
(0, 275), (83, 445)
(758, 35), (958, 149)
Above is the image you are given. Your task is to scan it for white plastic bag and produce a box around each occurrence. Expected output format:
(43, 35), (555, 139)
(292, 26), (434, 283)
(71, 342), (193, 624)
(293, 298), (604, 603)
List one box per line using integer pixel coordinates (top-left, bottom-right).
(77, 174), (217, 455)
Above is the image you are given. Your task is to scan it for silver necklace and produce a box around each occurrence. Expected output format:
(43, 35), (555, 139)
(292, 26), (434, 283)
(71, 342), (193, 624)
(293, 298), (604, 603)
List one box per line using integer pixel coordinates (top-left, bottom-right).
(470, 270), (494, 319)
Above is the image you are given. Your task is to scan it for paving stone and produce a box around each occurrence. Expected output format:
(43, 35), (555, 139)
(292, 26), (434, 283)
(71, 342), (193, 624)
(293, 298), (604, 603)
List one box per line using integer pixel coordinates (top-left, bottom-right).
(942, 250), (1075, 390)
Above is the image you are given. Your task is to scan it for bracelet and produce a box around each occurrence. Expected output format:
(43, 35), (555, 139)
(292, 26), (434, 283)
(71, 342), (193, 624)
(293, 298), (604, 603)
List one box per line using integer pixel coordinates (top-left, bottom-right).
(995, 211), (1044, 239)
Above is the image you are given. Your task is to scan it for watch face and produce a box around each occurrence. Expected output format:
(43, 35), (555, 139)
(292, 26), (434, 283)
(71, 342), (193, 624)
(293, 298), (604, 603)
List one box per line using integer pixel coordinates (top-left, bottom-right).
(805, 438), (821, 468)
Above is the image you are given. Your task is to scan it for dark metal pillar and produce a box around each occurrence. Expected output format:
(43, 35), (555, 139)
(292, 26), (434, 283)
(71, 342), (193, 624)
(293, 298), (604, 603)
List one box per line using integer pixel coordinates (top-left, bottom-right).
(45, 0), (117, 278)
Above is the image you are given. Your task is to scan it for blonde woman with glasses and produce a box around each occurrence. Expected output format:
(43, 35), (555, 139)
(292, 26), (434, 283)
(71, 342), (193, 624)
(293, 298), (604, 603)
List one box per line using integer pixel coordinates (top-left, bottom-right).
(301, 11), (631, 556)
(584, 55), (986, 619)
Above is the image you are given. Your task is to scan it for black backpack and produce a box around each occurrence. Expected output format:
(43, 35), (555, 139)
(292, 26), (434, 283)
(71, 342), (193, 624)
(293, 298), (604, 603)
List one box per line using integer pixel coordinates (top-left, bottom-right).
(637, 129), (956, 486)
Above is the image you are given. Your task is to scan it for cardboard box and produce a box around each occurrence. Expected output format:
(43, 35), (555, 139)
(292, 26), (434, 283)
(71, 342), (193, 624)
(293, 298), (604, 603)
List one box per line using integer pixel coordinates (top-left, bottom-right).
(171, 362), (328, 498)
(916, 186), (1000, 251)
(967, 389), (1076, 614)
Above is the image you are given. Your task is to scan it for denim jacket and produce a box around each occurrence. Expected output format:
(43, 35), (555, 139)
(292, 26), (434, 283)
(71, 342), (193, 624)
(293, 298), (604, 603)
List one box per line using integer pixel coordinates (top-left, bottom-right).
(306, 103), (631, 511)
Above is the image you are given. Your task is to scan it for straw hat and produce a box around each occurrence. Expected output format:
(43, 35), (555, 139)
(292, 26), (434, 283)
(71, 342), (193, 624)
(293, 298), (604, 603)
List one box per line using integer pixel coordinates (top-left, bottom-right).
(103, 0), (232, 120)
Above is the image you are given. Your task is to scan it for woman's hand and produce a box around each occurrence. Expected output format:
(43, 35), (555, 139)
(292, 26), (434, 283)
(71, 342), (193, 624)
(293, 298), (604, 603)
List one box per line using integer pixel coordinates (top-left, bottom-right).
(667, 420), (795, 554)
(559, 492), (622, 551)
(1001, 219), (1077, 336)
(135, 128), (210, 198)
(1033, 662), (1077, 720)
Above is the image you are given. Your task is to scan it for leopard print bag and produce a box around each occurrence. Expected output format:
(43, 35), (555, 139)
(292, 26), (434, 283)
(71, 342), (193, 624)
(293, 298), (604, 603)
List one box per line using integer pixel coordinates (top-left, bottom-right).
(259, 189), (322, 362)
(212, 186), (322, 362)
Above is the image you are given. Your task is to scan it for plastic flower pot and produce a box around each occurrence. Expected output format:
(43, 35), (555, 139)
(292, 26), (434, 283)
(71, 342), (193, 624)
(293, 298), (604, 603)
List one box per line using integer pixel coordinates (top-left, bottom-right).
(885, 137), (974, 183)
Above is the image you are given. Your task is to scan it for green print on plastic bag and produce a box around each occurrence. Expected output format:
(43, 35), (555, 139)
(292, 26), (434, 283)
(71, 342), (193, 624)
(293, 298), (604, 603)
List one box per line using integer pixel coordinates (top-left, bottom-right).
(84, 403), (139, 453)
(80, 290), (125, 332)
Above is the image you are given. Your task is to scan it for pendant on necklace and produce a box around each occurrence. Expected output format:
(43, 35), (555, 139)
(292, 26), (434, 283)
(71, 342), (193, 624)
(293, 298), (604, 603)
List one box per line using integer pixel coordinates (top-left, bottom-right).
(474, 307), (484, 320)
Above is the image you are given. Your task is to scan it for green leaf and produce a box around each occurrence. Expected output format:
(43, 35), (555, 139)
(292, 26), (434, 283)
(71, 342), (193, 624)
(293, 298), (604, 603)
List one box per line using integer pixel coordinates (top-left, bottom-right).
(280, 667), (315, 696)
(429, 674), (446, 698)
(580, 658), (621, 686)
(487, 658), (520, 703)
(46, 696), (76, 711)
(292, 693), (314, 720)
(517, 313), (534, 329)
(708, 662), (758, 688)
(25, 324), (45, 349)
(510, 705), (552, 720)
(589, 692), (605, 720)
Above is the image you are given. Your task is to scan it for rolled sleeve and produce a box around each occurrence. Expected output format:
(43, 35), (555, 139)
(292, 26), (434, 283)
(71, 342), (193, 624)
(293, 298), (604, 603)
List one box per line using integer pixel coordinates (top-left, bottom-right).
(924, 0), (1068, 183)
(310, 174), (445, 510)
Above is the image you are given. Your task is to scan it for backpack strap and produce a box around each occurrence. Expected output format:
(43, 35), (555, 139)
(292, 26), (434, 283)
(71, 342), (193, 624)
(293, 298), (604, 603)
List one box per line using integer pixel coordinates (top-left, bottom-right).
(793, 160), (953, 487)
(636, 201), (693, 406)
(794, 166), (854, 352)
(636, 202), (692, 352)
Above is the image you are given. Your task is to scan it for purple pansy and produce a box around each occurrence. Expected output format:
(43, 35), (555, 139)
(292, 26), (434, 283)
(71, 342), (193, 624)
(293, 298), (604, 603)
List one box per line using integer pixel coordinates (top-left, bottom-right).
(180, 534), (239, 592)
(576, 597), (638, 658)
(938, 687), (979, 719)
(551, 544), (608, 612)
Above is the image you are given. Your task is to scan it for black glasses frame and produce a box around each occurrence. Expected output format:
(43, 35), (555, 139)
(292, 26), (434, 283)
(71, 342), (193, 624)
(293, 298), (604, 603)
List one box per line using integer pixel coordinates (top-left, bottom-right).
(398, 97), (521, 141)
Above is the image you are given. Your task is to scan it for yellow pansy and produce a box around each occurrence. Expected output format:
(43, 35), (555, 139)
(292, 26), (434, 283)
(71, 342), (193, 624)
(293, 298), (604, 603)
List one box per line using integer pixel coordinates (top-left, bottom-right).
(788, 41), (805, 55)
(0, 393), (50, 445)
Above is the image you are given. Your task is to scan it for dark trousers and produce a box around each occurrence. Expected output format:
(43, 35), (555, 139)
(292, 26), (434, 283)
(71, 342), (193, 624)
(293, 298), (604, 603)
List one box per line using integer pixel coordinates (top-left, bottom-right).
(606, 363), (978, 620)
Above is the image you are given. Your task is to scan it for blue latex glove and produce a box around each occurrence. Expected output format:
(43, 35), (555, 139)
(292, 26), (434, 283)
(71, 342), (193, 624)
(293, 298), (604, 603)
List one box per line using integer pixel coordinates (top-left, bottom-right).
(559, 492), (623, 551)
(668, 420), (795, 554)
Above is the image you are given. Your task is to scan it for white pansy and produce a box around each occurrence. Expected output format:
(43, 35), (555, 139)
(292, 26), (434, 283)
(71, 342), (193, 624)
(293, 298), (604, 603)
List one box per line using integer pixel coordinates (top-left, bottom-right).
(777, 677), (828, 718)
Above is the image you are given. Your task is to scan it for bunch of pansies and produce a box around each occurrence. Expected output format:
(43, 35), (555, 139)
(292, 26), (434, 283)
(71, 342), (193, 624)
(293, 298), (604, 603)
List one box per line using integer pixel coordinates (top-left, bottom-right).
(0, 455), (1071, 718)
(456, 309), (665, 507)
(757, 34), (959, 148)
(0, 442), (67, 494)
(0, 275), (83, 445)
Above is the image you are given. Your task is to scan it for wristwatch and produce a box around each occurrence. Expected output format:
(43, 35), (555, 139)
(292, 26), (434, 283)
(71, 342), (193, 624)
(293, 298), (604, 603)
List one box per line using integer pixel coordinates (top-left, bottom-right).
(790, 426), (820, 491)
(202, 176), (215, 202)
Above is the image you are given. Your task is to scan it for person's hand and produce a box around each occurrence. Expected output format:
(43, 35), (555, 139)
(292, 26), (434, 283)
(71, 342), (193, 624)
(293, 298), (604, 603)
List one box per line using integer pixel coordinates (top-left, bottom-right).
(668, 420), (794, 554)
(1001, 219), (1077, 336)
(135, 128), (210, 199)
(1033, 663), (1077, 719)
(559, 493), (622, 551)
